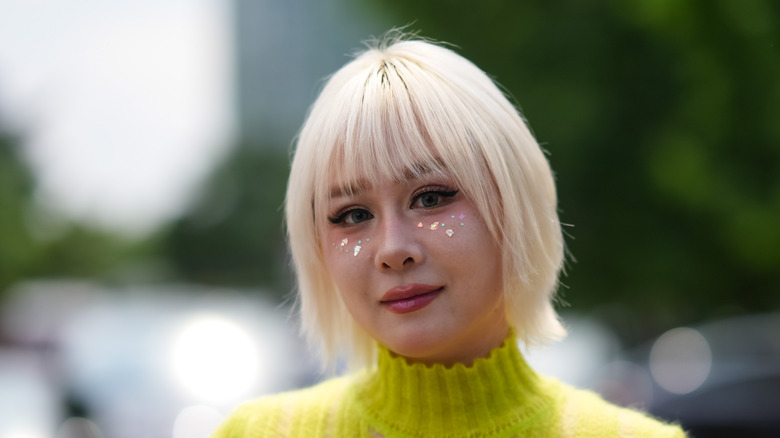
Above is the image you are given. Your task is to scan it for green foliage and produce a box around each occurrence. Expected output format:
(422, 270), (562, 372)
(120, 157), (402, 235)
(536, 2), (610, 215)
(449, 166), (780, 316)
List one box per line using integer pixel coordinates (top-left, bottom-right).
(0, 133), (39, 290)
(0, 132), (156, 296)
(162, 144), (292, 299)
(363, 0), (780, 341)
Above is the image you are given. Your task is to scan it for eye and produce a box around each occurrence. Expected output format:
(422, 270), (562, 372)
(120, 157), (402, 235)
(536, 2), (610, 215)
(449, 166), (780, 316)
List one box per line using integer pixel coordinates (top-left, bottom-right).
(328, 207), (373, 225)
(344, 209), (372, 224)
(418, 193), (441, 208)
(411, 187), (459, 209)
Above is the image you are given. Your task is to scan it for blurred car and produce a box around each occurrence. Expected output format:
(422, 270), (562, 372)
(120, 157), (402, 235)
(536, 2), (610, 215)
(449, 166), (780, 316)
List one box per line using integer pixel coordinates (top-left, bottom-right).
(594, 313), (780, 437)
(0, 280), (319, 438)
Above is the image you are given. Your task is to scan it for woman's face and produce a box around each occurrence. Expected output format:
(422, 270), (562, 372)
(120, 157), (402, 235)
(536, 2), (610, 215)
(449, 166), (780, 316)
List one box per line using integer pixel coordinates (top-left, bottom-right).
(321, 170), (509, 366)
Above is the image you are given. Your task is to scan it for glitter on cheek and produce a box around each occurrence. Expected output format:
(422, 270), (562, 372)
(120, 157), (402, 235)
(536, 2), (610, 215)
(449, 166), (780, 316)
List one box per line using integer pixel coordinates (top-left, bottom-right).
(445, 229), (454, 238)
(340, 238), (349, 247)
(417, 222), (423, 228)
(354, 245), (361, 256)
(459, 213), (465, 220)
(430, 222), (439, 230)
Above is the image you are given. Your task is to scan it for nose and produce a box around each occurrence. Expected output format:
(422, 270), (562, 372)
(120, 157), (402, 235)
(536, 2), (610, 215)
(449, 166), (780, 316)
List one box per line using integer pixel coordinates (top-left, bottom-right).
(374, 215), (424, 271)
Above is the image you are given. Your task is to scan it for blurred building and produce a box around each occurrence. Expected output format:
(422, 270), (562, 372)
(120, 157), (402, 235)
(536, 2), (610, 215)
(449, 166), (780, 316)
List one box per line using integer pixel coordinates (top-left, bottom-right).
(234, 0), (391, 147)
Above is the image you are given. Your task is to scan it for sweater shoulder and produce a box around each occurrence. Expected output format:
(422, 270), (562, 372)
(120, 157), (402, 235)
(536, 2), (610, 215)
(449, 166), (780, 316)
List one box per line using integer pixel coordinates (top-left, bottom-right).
(551, 378), (687, 438)
(210, 376), (354, 438)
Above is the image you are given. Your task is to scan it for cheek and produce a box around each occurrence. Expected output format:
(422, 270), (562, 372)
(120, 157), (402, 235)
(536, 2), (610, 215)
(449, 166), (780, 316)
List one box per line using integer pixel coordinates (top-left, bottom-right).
(416, 212), (469, 237)
(432, 211), (499, 269)
(417, 211), (473, 244)
(328, 236), (373, 257)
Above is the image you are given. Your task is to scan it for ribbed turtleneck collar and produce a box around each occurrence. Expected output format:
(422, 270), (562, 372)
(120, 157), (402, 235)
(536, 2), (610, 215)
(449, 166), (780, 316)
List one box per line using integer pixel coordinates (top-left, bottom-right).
(350, 332), (557, 437)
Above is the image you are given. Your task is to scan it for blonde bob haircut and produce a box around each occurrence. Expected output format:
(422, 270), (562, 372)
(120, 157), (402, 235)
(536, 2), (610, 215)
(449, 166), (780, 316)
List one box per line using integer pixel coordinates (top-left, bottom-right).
(286, 34), (566, 369)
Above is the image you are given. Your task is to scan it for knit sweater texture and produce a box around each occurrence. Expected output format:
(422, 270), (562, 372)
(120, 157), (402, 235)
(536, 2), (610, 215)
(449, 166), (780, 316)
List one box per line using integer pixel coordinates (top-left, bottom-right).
(212, 335), (686, 437)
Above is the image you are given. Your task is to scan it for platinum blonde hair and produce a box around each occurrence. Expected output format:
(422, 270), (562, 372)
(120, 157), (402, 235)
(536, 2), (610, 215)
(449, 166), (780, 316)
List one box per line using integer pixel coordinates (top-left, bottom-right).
(285, 35), (566, 369)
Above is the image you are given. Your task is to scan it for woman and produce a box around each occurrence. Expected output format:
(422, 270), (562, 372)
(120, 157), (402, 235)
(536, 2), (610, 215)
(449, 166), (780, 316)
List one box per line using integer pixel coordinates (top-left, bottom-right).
(213, 34), (686, 437)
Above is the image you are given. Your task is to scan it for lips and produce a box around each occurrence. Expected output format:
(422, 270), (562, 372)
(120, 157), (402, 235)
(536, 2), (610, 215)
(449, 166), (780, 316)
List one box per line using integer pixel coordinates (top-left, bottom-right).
(380, 284), (443, 314)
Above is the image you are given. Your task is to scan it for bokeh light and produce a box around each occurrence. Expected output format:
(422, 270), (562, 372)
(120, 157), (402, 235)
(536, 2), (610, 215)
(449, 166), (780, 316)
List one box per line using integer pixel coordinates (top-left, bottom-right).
(649, 327), (712, 394)
(171, 315), (260, 403)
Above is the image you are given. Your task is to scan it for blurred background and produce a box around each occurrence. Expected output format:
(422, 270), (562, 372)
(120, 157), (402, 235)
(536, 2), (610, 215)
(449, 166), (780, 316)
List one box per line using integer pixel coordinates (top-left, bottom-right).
(0, 0), (778, 437)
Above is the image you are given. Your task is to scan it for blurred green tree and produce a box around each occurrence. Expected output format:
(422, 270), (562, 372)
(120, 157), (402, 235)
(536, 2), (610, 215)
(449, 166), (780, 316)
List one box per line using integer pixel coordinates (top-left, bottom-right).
(0, 130), (156, 297)
(162, 144), (292, 300)
(0, 132), (40, 293)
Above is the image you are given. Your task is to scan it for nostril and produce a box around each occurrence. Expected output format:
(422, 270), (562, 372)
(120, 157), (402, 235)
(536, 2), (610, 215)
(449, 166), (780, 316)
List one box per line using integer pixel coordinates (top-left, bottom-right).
(381, 257), (414, 270)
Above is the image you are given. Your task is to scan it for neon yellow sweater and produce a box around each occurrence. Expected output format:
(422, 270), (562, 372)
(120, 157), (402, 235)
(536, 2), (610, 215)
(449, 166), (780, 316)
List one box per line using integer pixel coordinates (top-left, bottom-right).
(213, 335), (686, 437)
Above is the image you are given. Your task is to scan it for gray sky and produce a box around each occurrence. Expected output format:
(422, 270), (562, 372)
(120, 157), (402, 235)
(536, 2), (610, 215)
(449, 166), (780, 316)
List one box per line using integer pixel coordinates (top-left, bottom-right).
(0, 0), (236, 236)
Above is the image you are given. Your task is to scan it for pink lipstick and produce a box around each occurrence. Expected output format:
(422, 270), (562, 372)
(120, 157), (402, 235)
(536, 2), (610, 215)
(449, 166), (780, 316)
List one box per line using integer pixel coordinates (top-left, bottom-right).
(380, 284), (443, 314)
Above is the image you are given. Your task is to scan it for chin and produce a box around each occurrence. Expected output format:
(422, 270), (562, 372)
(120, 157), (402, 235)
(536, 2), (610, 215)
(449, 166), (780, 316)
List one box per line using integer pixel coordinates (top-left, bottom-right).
(381, 328), (453, 364)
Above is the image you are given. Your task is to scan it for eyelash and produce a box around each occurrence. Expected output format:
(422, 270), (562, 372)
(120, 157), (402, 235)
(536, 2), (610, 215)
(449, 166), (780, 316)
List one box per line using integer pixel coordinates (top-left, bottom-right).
(327, 185), (459, 225)
(411, 186), (459, 208)
(327, 206), (371, 225)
